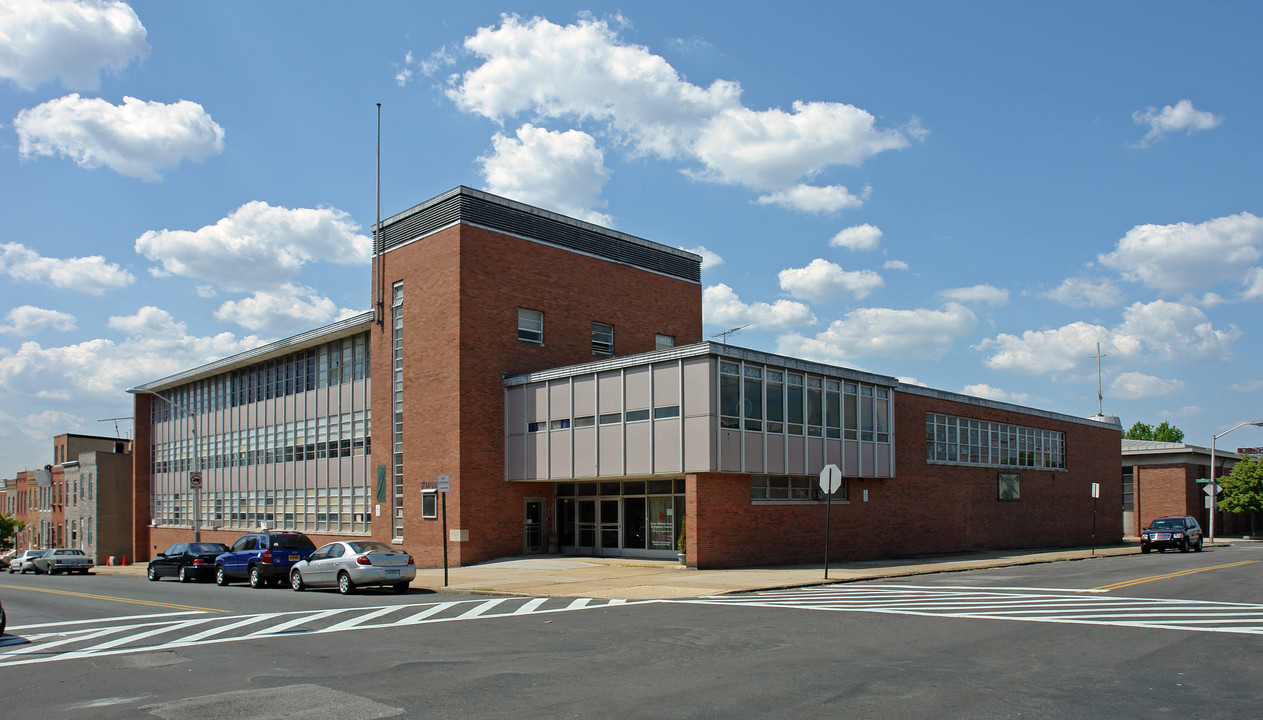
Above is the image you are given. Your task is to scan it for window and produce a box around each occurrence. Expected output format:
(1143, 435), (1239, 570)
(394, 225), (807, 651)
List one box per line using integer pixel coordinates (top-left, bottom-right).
(655, 334), (675, 350)
(421, 489), (438, 519)
(750, 475), (847, 501)
(518, 308), (544, 344)
(625, 409), (651, 422)
(592, 322), (614, 355)
(926, 413), (1065, 470)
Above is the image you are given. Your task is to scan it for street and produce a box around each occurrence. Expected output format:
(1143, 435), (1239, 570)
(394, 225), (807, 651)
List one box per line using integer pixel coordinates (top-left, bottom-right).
(2, 544), (1262, 719)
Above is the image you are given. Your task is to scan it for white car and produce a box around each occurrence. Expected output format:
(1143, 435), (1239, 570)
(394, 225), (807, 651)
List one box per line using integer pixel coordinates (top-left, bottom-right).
(290, 541), (415, 594)
(8, 549), (47, 574)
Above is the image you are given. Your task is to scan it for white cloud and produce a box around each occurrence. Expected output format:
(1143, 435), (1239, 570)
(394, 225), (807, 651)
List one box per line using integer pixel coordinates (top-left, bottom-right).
(0, 306), (264, 398)
(0, 241), (134, 294)
(15, 94), (225, 180)
(685, 246), (723, 270)
(1158, 405), (1204, 419)
(777, 303), (976, 363)
(778, 258), (883, 303)
(897, 376), (927, 387)
(1132, 99), (1221, 147)
(1098, 212), (1263, 296)
(1044, 276), (1124, 308)
(134, 201), (371, 293)
(962, 384), (1030, 403)
(1227, 380), (1263, 393)
(978, 300), (1238, 375)
(754, 184), (868, 214)
(938, 284), (1009, 307)
(446, 15), (910, 203)
(479, 124), (613, 226)
(1111, 371), (1184, 400)
(883, 259), (908, 270)
(703, 283), (815, 331)
(830, 223), (883, 251)
(1242, 267), (1263, 301)
(395, 47), (456, 86)
(214, 284), (345, 333)
(0, 306), (76, 335)
(0, 0), (148, 91)
(16, 409), (83, 443)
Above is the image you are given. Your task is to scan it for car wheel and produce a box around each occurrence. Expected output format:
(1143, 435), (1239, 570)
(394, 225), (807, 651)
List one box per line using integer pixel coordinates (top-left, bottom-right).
(290, 569), (305, 592)
(249, 565), (264, 589)
(1179, 539), (1189, 553)
(393, 582), (409, 594)
(179, 566), (191, 583)
(215, 565), (229, 586)
(337, 571), (356, 595)
(1195, 538), (1204, 552)
(147, 565), (159, 581)
(1141, 545), (1150, 554)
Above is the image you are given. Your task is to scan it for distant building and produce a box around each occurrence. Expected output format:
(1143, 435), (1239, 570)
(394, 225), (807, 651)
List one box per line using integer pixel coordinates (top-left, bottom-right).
(58, 434), (133, 563)
(1121, 438), (1249, 536)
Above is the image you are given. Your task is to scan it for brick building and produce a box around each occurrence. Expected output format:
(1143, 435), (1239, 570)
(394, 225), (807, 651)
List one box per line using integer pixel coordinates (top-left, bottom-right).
(1121, 439), (1250, 538)
(128, 186), (1122, 568)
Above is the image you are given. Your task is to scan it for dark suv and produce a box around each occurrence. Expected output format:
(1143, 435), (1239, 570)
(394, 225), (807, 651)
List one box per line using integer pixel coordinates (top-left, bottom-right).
(1140, 515), (1204, 553)
(215, 531), (317, 588)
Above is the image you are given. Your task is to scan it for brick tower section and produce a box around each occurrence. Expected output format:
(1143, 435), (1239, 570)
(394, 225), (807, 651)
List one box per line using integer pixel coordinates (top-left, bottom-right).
(371, 222), (702, 567)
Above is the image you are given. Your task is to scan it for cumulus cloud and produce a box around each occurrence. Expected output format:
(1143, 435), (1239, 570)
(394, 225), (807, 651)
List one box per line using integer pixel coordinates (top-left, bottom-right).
(777, 303), (976, 364)
(1132, 99), (1221, 147)
(703, 283), (815, 331)
(14, 409), (83, 443)
(446, 15), (911, 207)
(0, 241), (134, 294)
(830, 223), (883, 251)
(962, 384), (1030, 403)
(1098, 212), (1263, 296)
(937, 284), (1009, 307)
(1227, 379), (1263, 393)
(883, 259), (908, 270)
(0, 306), (264, 398)
(978, 300), (1238, 375)
(1242, 267), (1263, 301)
(1044, 276), (1124, 308)
(479, 124), (613, 225)
(685, 246), (723, 270)
(1111, 371), (1184, 400)
(0, 0), (148, 91)
(754, 184), (868, 214)
(778, 259), (883, 303)
(15, 94), (225, 180)
(394, 47), (455, 86)
(0, 306), (76, 335)
(1158, 405), (1204, 419)
(134, 201), (371, 294)
(214, 284), (350, 333)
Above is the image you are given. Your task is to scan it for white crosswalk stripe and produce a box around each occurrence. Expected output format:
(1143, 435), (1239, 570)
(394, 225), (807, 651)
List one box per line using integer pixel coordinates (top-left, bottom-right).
(0, 595), (639, 667)
(682, 583), (1263, 635)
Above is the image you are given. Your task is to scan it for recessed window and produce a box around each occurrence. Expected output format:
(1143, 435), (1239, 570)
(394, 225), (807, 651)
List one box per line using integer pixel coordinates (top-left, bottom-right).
(518, 308), (544, 344)
(573, 415), (596, 428)
(592, 322), (614, 355)
(653, 406), (680, 419)
(599, 413), (622, 425)
(625, 409), (651, 422)
(655, 334), (675, 350)
(550, 419), (571, 430)
(421, 489), (437, 519)
(528, 421), (545, 433)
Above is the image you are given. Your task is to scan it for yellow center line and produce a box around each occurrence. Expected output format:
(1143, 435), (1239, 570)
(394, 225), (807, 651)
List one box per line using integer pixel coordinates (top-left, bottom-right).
(0, 583), (230, 614)
(1093, 560), (1259, 592)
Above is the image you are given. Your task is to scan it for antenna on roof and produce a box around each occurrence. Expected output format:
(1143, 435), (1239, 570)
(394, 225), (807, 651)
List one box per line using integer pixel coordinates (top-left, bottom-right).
(98, 416), (132, 438)
(1091, 342), (1106, 416)
(710, 325), (749, 344)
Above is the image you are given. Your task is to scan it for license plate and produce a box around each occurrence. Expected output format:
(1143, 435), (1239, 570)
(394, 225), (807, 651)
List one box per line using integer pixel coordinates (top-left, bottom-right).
(289, 553), (299, 561)
(386, 569), (400, 578)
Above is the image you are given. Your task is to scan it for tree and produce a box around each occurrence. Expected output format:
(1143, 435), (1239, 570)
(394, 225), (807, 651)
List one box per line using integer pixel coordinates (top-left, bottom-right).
(1218, 455), (1263, 537)
(1123, 420), (1185, 443)
(0, 513), (23, 552)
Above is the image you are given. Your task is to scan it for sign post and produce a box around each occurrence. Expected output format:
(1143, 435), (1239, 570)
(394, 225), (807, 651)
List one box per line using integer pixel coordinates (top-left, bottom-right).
(437, 475), (450, 587)
(190, 471), (203, 542)
(1090, 482), (1100, 555)
(819, 464), (841, 579)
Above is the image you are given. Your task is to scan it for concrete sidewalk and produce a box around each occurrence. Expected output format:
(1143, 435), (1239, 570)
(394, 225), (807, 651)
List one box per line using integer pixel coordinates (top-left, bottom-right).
(94, 542), (1160, 599)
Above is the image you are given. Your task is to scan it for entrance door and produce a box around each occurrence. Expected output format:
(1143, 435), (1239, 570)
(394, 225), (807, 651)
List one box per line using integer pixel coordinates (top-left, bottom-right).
(598, 499), (620, 556)
(576, 499), (596, 554)
(524, 499), (544, 554)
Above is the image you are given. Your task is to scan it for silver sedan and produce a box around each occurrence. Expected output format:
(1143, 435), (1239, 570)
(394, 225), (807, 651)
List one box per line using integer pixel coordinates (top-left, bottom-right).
(289, 541), (415, 594)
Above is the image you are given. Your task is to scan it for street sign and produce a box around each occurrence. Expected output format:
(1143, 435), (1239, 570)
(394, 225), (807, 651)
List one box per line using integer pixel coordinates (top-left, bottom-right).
(1090, 482), (1099, 498)
(819, 464), (841, 494)
(1204, 482), (1219, 496)
(437, 474), (450, 493)
(189, 471), (202, 489)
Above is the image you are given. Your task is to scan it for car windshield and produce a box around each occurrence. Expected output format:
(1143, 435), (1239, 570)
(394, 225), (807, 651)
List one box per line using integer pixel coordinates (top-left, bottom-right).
(1149, 518), (1182, 529)
(190, 543), (227, 553)
(271, 535), (316, 550)
(348, 541), (392, 553)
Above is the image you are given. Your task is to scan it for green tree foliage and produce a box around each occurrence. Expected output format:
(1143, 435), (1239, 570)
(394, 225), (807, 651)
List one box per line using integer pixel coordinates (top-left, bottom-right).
(1123, 420), (1185, 442)
(1218, 455), (1263, 536)
(0, 513), (23, 552)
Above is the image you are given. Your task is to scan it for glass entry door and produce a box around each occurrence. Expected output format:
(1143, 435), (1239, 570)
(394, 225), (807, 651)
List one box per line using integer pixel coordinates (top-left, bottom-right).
(524, 499), (544, 554)
(576, 499), (596, 554)
(598, 499), (620, 556)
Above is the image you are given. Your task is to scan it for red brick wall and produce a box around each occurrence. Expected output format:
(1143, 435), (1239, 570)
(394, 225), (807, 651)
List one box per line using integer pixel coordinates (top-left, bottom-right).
(688, 392), (1122, 569)
(372, 223), (702, 566)
(132, 393), (153, 561)
(1136, 463), (1201, 529)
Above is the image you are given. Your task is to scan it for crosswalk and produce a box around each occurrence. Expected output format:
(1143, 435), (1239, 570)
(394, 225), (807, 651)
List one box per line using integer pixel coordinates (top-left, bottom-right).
(681, 583), (1263, 636)
(0, 596), (635, 667)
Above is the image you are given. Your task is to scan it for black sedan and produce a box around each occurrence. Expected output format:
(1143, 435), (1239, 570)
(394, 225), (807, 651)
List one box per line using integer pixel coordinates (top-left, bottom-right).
(147, 542), (230, 582)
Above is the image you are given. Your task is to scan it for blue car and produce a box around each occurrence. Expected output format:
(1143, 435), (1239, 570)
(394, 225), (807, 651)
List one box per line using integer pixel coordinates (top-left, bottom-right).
(215, 531), (316, 588)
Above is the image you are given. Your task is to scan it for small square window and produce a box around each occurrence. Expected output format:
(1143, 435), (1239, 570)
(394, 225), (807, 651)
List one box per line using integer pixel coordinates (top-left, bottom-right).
(518, 308), (544, 344)
(592, 322), (614, 355)
(655, 334), (675, 350)
(421, 489), (438, 518)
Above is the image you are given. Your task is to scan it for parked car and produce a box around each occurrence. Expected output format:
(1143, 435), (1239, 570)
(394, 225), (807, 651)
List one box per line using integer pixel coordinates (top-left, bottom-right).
(1140, 515), (1204, 553)
(32, 548), (94, 574)
(215, 530), (316, 588)
(289, 540), (415, 595)
(8, 549), (47, 574)
(147, 542), (230, 583)
(1, 592), (5, 636)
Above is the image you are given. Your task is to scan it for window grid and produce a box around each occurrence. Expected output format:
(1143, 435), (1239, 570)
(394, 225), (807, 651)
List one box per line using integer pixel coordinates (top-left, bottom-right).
(518, 308), (544, 344)
(392, 282), (405, 538)
(925, 413), (1065, 469)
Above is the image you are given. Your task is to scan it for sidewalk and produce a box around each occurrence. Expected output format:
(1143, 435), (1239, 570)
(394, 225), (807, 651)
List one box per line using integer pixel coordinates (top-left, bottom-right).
(92, 541), (1183, 600)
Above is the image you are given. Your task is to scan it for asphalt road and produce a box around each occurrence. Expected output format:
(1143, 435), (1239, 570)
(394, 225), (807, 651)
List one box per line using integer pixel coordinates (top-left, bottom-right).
(2, 543), (1261, 719)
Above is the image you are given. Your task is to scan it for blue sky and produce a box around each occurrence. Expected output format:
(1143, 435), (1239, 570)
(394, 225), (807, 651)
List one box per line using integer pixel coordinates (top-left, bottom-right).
(3, 1), (1263, 473)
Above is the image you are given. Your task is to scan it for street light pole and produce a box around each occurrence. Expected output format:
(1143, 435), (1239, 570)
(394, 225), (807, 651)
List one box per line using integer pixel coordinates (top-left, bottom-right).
(134, 390), (202, 542)
(1209, 420), (1263, 544)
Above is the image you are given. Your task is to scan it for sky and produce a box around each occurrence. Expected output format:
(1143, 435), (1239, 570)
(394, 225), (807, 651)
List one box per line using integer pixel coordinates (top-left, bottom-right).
(2, 1), (1263, 473)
